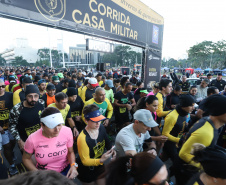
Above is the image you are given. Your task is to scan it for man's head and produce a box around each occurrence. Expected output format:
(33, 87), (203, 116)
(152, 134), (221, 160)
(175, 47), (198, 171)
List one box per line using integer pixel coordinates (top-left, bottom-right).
(22, 77), (33, 91)
(133, 109), (158, 134)
(42, 73), (49, 81)
(189, 85), (198, 96)
(63, 79), (70, 88)
(114, 79), (120, 87)
(34, 75), (41, 85)
(200, 79), (209, 88)
(179, 94), (195, 114)
(4, 69), (9, 75)
(55, 92), (68, 109)
(120, 77), (129, 88)
(52, 76), (60, 85)
(46, 83), (56, 97)
(38, 79), (47, 92)
(96, 73), (102, 82)
(9, 76), (16, 86)
(124, 82), (133, 93)
(67, 87), (78, 102)
(95, 87), (106, 103)
(57, 73), (64, 81)
(159, 79), (172, 95)
(25, 85), (40, 106)
(105, 79), (114, 90)
(173, 85), (182, 96)
(0, 79), (6, 95)
(217, 73), (222, 81)
(207, 73), (212, 80)
(207, 86), (219, 96)
(88, 78), (99, 89)
(182, 75), (187, 83)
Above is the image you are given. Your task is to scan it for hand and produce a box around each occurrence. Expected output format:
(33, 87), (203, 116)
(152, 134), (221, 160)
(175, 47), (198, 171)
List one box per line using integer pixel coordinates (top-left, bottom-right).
(171, 105), (176, 109)
(18, 140), (25, 151)
(73, 127), (79, 138)
(66, 166), (78, 179)
(156, 135), (168, 143)
(0, 126), (4, 134)
(100, 149), (113, 163)
(103, 119), (109, 127)
(147, 149), (157, 156)
(126, 104), (132, 111)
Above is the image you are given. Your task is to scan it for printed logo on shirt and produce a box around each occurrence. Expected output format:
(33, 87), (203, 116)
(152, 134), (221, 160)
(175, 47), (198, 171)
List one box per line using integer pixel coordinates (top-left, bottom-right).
(121, 98), (128, 104)
(93, 140), (105, 159)
(99, 108), (106, 115)
(0, 101), (5, 110)
(56, 141), (66, 148)
(37, 145), (49, 148)
(37, 163), (48, 170)
(36, 148), (67, 159)
(25, 124), (41, 137)
(71, 111), (80, 117)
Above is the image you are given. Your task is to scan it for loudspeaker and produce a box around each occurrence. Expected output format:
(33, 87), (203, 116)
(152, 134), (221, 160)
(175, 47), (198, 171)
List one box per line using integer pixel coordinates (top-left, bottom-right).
(96, 63), (105, 71)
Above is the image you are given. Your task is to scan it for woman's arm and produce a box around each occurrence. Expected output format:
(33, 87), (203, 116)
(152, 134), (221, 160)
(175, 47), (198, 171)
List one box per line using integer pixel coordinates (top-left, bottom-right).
(22, 151), (38, 171)
(66, 147), (78, 179)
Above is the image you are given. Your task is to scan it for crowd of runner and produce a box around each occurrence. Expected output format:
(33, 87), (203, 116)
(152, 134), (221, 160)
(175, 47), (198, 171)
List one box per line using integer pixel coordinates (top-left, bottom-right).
(0, 66), (225, 185)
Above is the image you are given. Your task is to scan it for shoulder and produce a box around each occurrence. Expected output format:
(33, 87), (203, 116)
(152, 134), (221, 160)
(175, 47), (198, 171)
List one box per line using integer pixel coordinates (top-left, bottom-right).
(85, 98), (94, 105)
(14, 88), (22, 95)
(61, 126), (72, 135)
(48, 103), (56, 107)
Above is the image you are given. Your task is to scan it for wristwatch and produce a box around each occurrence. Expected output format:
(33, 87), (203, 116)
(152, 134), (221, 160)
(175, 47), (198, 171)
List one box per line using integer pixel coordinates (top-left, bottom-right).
(70, 162), (78, 168)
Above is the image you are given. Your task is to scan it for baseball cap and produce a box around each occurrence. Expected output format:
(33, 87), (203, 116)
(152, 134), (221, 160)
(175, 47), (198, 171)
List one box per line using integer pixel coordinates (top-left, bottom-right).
(58, 73), (64, 79)
(88, 78), (99, 87)
(38, 79), (46, 85)
(40, 112), (64, 129)
(134, 109), (158, 127)
(34, 75), (41, 82)
(84, 109), (106, 122)
(140, 89), (148, 94)
(105, 80), (114, 88)
(52, 76), (60, 83)
(9, 76), (16, 83)
(46, 83), (56, 90)
(217, 72), (222, 76)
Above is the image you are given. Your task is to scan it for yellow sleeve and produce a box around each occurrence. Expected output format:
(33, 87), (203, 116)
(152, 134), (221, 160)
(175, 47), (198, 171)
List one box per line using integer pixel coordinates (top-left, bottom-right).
(62, 88), (67, 94)
(81, 99), (94, 123)
(179, 122), (214, 168)
(162, 111), (180, 143)
(78, 87), (82, 97)
(77, 131), (103, 166)
(156, 93), (170, 117)
(80, 86), (87, 103)
(13, 89), (21, 106)
(5, 85), (9, 92)
(99, 81), (103, 86)
(106, 98), (113, 119)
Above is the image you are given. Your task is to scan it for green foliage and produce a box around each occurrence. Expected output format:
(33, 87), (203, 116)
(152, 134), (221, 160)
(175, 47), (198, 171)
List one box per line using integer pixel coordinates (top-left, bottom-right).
(102, 45), (142, 68)
(0, 54), (6, 66)
(11, 56), (29, 66)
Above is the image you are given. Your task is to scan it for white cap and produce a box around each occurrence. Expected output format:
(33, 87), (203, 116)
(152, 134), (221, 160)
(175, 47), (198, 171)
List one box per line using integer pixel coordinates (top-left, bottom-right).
(88, 78), (99, 87)
(40, 113), (64, 129)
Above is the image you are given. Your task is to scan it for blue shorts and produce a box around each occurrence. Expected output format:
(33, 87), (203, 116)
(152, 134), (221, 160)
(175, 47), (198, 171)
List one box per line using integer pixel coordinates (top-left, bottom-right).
(1, 130), (14, 146)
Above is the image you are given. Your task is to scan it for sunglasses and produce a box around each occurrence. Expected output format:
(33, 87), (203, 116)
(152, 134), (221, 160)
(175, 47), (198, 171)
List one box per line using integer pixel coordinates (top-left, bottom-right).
(0, 85), (6, 88)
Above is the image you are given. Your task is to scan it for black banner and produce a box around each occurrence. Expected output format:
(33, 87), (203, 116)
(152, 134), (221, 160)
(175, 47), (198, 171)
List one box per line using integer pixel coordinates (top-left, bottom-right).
(144, 49), (161, 88)
(0, 0), (163, 50)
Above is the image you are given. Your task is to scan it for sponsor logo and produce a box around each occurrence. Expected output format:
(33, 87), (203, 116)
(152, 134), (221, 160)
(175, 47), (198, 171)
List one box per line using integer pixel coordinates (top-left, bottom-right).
(152, 25), (159, 44)
(34, 0), (66, 22)
(37, 145), (49, 148)
(149, 54), (160, 61)
(56, 141), (66, 148)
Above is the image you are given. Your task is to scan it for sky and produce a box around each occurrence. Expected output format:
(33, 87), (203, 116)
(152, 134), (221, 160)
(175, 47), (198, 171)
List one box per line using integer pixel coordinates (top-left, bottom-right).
(0, 0), (225, 60)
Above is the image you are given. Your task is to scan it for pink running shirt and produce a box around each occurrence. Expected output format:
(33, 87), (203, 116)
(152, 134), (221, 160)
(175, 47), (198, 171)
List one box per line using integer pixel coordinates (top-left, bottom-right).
(24, 126), (73, 172)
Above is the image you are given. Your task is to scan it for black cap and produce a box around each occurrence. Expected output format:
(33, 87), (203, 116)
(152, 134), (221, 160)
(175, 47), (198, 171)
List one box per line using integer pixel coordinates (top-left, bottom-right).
(43, 73), (49, 77)
(66, 87), (78, 97)
(23, 77), (33, 84)
(25, 85), (40, 97)
(217, 72), (222, 76)
(179, 94), (195, 107)
(34, 75), (41, 82)
(67, 72), (72, 77)
(207, 73), (212, 77)
(46, 83), (56, 90)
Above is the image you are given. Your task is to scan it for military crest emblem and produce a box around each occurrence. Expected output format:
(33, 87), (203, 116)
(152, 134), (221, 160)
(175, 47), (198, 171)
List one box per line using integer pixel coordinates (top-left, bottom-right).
(34, 0), (66, 21)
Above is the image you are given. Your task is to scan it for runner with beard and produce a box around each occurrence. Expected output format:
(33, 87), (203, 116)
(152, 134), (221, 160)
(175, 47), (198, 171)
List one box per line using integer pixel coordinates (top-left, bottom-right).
(9, 85), (45, 151)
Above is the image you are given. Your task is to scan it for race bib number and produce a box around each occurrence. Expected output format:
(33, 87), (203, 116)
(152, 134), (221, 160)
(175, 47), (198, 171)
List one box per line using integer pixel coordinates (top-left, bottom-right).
(119, 107), (126, 113)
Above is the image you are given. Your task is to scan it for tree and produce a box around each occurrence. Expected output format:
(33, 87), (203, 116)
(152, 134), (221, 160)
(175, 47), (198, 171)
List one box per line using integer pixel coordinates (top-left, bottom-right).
(11, 56), (29, 66)
(0, 54), (6, 66)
